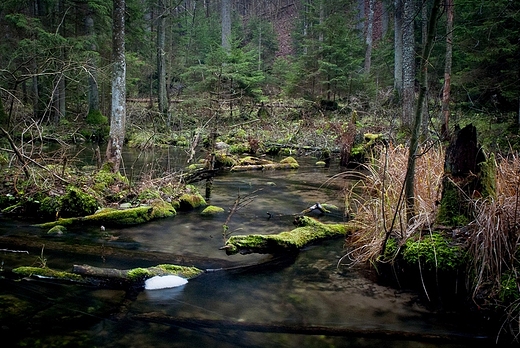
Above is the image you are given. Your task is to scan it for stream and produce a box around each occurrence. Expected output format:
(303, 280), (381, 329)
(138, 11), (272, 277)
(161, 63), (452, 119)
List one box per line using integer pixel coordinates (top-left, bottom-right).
(0, 147), (491, 347)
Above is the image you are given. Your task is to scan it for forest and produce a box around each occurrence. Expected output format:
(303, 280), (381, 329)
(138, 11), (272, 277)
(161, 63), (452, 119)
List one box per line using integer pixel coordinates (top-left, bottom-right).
(1, 0), (520, 345)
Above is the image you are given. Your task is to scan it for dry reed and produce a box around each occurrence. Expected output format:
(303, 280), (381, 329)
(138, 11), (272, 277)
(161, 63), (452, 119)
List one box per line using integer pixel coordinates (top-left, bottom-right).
(340, 143), (444, 266)
(467, 153), (520, 300)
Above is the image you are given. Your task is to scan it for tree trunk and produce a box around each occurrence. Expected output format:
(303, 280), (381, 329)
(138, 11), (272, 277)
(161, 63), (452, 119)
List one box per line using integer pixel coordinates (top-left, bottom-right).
(401, 0), (415, 129)
(394, 0), (403, 97)
(85, 8), (100, 114)
(106, 0), (126, 173)
(437, 124), (490, 225)
(221, 0), (231, 52)
(364, 0), (375, 74)
(157, 0), (168, 117)
(441, 0), (454, 139)
(404, 0), (442, 222)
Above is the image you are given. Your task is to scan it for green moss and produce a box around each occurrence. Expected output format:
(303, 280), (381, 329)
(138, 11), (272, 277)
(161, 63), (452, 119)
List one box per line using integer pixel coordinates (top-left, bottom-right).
(36, 203), (174, 229)
(127, 267), (152, 281)
(479, 152), (497, 198)
(92, 169), (128, 192)
(279, 148), (294, 156)
(201, 205), (225, 215)
(150, 200), (176, 219)
(224, 216), (351, 255)
(215, 152), (237, 167)
(47, 225), (67, 235)
(437, 179), (470, 226)
(280, 156), (298, 167)
(229, 143), (250, 154)
(178, 185), (207, 210)
(12, 266), (84, 282)
(38, 196), (61, 219)
(153, 264), (204, 279)
(402, 233), (467, 272)
(60, 186), (99, 218)
(86, 110), (108, 125)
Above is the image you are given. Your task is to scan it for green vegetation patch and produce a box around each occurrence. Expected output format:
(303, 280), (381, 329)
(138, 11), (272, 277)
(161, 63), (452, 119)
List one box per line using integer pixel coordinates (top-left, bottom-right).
(201, 205), (225, 215)
(402, 233), (467, 272)
(60, 186), (99, 218)
(13, 266), (84, 282)
(224, 216), (352, 255)
(36, 201), (175, 229)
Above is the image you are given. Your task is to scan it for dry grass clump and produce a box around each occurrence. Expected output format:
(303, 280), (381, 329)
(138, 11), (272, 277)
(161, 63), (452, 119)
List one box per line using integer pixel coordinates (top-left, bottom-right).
(467, 153), (520, 301)
(340, 143), (444, 266)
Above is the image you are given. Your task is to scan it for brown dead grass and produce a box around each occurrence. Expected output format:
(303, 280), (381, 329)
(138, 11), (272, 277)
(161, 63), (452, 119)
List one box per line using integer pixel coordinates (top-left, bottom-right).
(340, 143), (444, 266)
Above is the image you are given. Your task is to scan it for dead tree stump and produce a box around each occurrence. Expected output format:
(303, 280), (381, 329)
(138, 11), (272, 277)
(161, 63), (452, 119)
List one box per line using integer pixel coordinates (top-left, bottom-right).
(437, 124), (494, 226)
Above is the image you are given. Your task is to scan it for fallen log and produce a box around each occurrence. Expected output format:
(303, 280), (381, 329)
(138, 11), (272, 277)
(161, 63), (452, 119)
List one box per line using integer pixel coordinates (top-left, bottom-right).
(132, 312), (490, 344)
(231, 156), (299, 172)
(72, 263), (203, 281)
(221, 216), (358, 255)
(12, 263), (203, 288)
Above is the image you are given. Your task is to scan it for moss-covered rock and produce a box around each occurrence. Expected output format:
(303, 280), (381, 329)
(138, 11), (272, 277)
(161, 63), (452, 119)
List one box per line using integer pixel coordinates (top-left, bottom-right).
(47, 225), (67, 235)
(315, 161), (326, 167)
(201, 205), (225, 215)
(178, 185), (207, 210)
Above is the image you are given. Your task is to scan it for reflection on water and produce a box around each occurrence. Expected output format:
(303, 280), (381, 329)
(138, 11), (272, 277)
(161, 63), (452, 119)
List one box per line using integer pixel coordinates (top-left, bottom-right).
(0, 149), (489, 347)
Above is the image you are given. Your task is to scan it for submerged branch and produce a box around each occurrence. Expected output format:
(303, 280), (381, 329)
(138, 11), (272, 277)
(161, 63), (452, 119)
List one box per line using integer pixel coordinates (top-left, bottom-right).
(132, 312), (490, 344)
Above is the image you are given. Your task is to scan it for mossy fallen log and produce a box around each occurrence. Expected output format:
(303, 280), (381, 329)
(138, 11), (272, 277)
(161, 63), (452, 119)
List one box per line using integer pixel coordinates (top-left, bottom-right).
(12, 264), (203, 288)
(72, 264), (203, 281)
(231, 156), (299, 172)
(221, 216), (357, 255)
(35, 200), (176, 229)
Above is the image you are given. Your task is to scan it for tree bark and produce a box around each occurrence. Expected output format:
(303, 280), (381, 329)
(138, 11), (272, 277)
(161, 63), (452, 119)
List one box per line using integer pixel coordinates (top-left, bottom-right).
(106, 0), (126, 173)
(157, 0), (168, 117)
(441, 0), (454, 139)
(364, 0), (375, 74)
(404, 0), (442, 222)
(85, 8), (100, 115)
(394, 0), (403, 97)
(401, 0), (415, 129)
(221, 0), (231, 52)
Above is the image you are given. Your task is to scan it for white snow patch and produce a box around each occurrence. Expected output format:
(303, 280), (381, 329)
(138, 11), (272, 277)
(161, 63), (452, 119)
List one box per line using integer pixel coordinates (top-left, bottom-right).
(144, 275), (188, 290)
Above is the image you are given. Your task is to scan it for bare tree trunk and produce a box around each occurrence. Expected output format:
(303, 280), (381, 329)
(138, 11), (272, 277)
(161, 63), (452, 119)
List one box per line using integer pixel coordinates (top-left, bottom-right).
(365, 0), (375, 74)
(401, 0), (415, 129)
(404, 0), (442, 222)
(441, 0), (453, 139)
(157, 0), (168, 117)
(394, 0), (403, 97)
(420, 0), (429, 135)
(221, 0), (231, 52)
(85, 10), (100, 115)
(106, 0), (126, 173)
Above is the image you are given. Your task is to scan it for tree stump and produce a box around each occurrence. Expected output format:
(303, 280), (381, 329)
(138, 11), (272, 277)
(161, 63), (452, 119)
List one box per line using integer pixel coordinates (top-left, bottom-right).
(437, 124), (493, 226)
